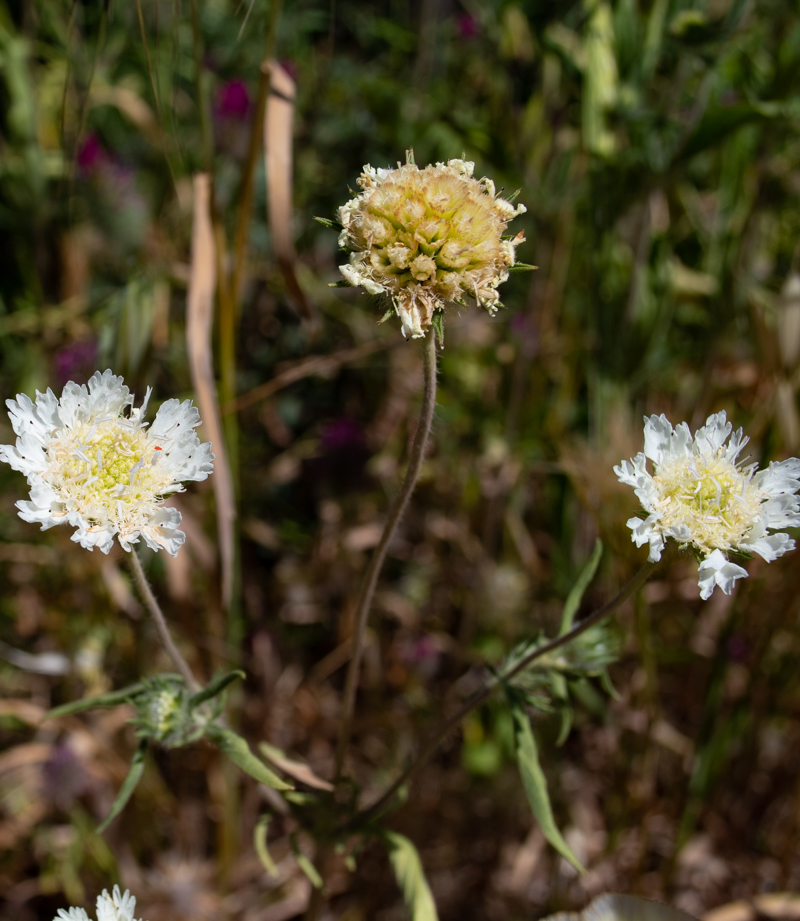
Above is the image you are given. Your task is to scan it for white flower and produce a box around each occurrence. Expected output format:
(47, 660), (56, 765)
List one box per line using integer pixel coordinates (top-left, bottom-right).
(336, 152), (526, 338)
(0, 370), (213, 556)
(55, 886), (144, 921)
(615, 412), (800, 599)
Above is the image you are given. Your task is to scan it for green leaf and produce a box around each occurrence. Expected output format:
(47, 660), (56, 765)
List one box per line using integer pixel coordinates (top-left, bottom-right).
(328, 280), (352, 288)
(206, 726), (293, 791)
(46, 682), (146, 720)
(314, 216), (340, 229)
(188, 670), (245, 709)
(384, 831), (439, 921)
(508, 263), (539, 272)
(291, 834), (323, 888)
(254, 815), (279, 878)
(559, 540), (603, 635)
(509, 698), (585, 873)
(599, 667), (621, 701)
(97, 740), (147, 833)
(679, 103), (778, 162)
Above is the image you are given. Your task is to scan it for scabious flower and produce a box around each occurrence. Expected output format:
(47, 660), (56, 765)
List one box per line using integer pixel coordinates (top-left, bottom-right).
(55, 885), (144, 921)
(0, 370), (213, 556)
(336, 152), (526, 338)
(615, 412), (800, 599)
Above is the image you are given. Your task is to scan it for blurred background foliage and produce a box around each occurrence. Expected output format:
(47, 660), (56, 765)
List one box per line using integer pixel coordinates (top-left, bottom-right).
(2, 0), (800, 918)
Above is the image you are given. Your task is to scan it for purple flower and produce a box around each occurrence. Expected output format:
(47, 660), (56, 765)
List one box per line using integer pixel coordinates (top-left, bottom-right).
(399, 634), (441, 678)
(216, 79), (251, 120)
(42, 743), (90, 809)
(727, 636), (749, 661)
(321, 417), (365, 453)
(76, 134), (109, 174)
(456, 14), (479, 40)
(54, 339), (97, 385)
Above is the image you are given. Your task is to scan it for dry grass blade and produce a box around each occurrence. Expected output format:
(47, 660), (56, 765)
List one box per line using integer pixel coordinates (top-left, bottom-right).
(263, 60), (314, 322)
(186, 173), (236, 611)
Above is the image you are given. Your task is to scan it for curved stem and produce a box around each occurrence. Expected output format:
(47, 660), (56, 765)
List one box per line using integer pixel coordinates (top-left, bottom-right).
(128, 549), (200, 692)
(334, 333), (438, 780)
(345, 556), (660, 832)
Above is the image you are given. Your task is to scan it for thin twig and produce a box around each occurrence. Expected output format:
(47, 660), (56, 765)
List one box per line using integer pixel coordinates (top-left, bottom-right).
(128, 549), (200, 692)
(334, 333), (438, 780)
(222, 335), (401, 415)
(345, 556), (661, 832)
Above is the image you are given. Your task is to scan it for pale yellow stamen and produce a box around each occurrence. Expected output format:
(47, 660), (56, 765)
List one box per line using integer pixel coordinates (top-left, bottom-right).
(46, 419), (172, 530)
(653, 452), (763, 554)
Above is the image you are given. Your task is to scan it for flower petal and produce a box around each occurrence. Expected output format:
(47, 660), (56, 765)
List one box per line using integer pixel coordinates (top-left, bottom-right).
(697, 549), (748, 600)
(693, 411), (732, 456)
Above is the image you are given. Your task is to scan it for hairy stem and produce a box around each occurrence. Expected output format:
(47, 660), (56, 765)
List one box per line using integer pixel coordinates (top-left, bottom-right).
(334, 333), (438, 780)
(346, 557), (660, 831)
(128, 549), (200, 692)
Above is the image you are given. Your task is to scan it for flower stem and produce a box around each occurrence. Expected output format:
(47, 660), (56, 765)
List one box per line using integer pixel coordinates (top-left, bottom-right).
(334, 333), (438, 781)
(128, 550), (200, 692)
(344, 557), (660, 832)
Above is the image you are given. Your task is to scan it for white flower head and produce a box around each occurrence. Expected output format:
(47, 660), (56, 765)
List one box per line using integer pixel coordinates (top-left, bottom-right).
(336, 151), (526, 338)
(55, 885), (144, 921)
(615, 412), (800, 599)
(1, 370), (214, 556)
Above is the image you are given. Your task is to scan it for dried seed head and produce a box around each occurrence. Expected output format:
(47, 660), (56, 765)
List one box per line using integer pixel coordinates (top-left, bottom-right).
(337, 153), (526, 338)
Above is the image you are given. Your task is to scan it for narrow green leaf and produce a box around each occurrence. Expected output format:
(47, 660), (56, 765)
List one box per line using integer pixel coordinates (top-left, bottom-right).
(254, 815), (279, 878)
(678, 103), (777, 162)
(188, 670), (245, 708)
(559, 540), (603, 635)
(97, 740), (147, 833)
(509, 700), (585, 873)
(291, 834), (323, 888)
(599, 667), (621, 701)
(385, 831), (439, 921)
(206, 726), (293, 791)
(556, 705), (573, 747)
(328, 280), (352, 288)
(46, 682), (146, 720)
(509, 263), (539, 272)
(314, 216), (339, 228)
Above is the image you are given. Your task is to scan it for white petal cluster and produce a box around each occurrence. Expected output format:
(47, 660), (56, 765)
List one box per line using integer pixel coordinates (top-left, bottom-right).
(615, 412), (800, 599)
(55, 886), (144, 921)
(0, 370), (214, 556)
(337, 153), (526, 338)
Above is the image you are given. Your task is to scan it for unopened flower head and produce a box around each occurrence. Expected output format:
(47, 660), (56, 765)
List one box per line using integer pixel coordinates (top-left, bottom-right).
(337, 152), (526, 338)
(0, 370), (213, 556)
(615, 412), (800, 599)
(55, 885), (144, 921)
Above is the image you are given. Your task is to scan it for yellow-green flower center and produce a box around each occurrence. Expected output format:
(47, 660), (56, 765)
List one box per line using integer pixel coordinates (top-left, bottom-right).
(654, 454), (763, 553)
(47, 419), (172, 523)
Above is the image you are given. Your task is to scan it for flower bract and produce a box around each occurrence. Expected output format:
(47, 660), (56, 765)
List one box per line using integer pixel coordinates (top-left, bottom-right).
(615, 412), (800, 599)
(336, 152), (526, 338)
(55, 886), (144, 921)
(0, 370), (213, 555)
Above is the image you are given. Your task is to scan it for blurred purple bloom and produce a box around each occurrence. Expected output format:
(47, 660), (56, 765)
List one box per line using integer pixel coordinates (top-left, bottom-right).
(321, 417), (365, 452)
(42, 743), (90, 810)
(216, 79), (251, 120)
(727, 635), (749, 661)
(279, 59), (300, 82)
(54, 340), (97, 385)
(399, 634), (441, 678)
(456, 14), (479, 40)
(76, 134), (109, 174)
